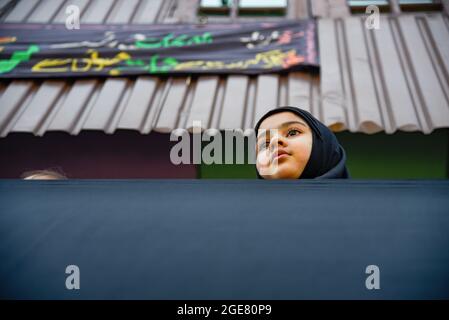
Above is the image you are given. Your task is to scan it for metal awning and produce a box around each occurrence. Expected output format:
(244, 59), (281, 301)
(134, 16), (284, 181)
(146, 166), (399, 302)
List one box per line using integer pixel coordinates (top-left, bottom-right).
(319, 14), (449, 134)
(0, 0), (448, 136)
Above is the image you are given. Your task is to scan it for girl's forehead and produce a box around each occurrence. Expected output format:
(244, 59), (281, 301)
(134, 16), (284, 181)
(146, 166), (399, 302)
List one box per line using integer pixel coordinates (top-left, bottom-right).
(258, 111), (308, 130)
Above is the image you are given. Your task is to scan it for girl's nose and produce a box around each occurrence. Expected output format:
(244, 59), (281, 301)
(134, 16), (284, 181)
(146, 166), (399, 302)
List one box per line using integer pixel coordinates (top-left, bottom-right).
(269, 133), (287, 151)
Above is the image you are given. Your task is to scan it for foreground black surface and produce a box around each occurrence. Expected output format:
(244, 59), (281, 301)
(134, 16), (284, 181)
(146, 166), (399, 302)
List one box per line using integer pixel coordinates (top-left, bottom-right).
(0, 180), (448, 299)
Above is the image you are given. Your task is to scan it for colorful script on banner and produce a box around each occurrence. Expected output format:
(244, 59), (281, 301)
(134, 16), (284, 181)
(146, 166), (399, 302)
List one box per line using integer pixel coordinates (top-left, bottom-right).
(0, 21), (318, 78)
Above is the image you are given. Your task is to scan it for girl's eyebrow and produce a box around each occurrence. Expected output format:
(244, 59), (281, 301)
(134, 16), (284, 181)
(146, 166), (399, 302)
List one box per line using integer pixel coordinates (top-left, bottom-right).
(279, 121), (307, 129)
(257, 121), (307, 142)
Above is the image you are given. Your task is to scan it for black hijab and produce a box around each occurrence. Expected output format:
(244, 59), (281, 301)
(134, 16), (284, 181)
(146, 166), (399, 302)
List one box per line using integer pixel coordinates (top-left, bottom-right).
(255, 106), (349, 179)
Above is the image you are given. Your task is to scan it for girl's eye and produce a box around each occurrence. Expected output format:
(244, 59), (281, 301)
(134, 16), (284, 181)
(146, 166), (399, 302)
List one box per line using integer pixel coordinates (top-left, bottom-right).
(259, 141), (270, 150)
(287, 129), (300, 137)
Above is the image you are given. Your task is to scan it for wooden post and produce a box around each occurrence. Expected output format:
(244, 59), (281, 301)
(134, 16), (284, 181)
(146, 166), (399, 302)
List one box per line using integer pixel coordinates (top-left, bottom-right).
(311, 0), (349, 18)
(291, 0), (310, 19)
(230, 0), (239, 22)
(389, 0), (401, 15)
(442, 0), (449, 16)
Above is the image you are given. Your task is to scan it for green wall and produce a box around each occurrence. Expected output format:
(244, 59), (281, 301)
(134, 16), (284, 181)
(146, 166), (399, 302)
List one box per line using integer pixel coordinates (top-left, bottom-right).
(199, 129), (448, 179)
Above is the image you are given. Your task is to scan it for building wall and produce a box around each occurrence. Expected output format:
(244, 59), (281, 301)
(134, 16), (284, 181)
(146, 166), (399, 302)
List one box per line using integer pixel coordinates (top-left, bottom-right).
(200, 129), (449, 179)
(3, 129), (445, 179)
(0, 131), (197, 179)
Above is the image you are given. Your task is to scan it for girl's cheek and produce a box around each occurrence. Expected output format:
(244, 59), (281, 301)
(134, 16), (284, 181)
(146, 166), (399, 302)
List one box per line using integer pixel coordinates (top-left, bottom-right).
(293, 138), (312, 153)
(257, 150), (271, 166)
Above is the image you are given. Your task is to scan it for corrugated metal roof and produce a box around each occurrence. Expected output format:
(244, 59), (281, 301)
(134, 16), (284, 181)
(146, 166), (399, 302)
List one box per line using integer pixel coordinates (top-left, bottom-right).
(0, 0), (448, 136)
(319, 14), (449, 134)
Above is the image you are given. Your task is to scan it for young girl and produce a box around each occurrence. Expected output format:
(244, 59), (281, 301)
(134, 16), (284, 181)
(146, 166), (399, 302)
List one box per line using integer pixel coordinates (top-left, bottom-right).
(255, 106), (349, 179)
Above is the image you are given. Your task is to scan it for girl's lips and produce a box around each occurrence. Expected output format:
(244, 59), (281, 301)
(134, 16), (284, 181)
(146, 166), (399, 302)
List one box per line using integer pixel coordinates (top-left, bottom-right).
(272, 150), (290, 162)
(274, 153), (289, 160)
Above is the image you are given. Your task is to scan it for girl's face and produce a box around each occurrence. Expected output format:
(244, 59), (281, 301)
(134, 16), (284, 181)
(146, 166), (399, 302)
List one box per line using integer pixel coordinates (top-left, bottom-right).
(256, 112), (313, 179)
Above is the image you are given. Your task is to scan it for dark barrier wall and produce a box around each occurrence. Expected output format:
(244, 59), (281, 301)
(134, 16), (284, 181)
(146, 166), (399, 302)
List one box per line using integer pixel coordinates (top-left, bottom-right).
(0, 180), (448, 299)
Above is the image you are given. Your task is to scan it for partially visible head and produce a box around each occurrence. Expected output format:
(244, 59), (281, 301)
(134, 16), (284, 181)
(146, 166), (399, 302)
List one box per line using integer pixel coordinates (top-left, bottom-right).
(256, 111), (313, 179)
(255, 106), (349, 179)
(21, 169), (67, 180)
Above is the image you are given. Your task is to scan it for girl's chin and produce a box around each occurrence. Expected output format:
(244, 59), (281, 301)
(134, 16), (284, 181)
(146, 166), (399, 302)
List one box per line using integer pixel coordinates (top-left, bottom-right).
(264, 168), (302, 179)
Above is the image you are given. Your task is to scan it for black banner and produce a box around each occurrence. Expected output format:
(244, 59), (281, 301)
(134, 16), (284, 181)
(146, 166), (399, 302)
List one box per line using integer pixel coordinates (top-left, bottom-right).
(0, 21), (318, 78)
